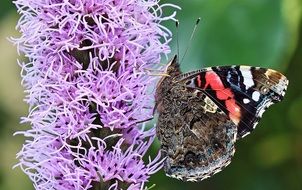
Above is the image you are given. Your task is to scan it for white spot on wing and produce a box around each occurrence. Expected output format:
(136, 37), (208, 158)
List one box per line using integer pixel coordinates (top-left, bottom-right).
(243, 98), (250, 104)
(252, 91), (260, 101)
(282, 91), (285, 96)
(240, 66), (254, 89)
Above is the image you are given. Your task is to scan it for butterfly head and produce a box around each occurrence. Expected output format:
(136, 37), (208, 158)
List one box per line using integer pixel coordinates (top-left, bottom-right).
(165, 55), (181, 77)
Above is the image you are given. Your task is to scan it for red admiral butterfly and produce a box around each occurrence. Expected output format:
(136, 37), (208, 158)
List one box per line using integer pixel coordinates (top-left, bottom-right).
(155, 55), (288, 182)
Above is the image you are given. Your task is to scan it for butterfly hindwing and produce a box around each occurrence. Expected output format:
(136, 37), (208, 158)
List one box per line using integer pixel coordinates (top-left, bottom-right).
(177, 66), (288, 139)
(156, 78), (238, 181)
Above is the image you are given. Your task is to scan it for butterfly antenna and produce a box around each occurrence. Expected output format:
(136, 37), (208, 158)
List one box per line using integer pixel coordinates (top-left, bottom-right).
(176, 20), (180, 61)
(180, 17), (201, 64)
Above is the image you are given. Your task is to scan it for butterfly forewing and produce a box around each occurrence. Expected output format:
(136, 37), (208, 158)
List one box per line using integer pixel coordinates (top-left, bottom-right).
(178, 66), (289, 139)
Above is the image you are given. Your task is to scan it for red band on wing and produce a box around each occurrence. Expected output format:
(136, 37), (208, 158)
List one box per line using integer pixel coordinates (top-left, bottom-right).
(217, 88), (233, 100)
(225, 99), (241, 125)
(197, 74), (202, 87)
(204, 72), (224, 89)
(203, 71), (241, 124)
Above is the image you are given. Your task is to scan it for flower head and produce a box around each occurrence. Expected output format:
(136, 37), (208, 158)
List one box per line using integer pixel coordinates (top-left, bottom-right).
(12, 0), (179, 189)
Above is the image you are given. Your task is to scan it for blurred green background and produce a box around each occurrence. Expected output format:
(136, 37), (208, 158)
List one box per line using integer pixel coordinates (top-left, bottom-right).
(0, 0), (301, 190)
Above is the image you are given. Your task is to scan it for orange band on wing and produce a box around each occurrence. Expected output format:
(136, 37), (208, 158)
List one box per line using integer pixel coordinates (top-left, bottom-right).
(204, 71), (241, 125)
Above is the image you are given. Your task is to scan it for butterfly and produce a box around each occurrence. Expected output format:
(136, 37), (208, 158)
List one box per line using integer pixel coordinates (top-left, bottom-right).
(155, 55), (288, 182)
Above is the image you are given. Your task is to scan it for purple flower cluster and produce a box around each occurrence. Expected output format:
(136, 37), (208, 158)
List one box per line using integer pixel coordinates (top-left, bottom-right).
(12, 0), (178, 189)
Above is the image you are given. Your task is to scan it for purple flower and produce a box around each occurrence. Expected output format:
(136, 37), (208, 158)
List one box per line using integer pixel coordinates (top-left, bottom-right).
(12, 0), (179, 189)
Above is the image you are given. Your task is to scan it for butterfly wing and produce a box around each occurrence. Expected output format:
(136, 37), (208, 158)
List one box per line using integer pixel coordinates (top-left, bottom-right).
(177, 66), (288, 139)
(156, 82), (237, 181)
